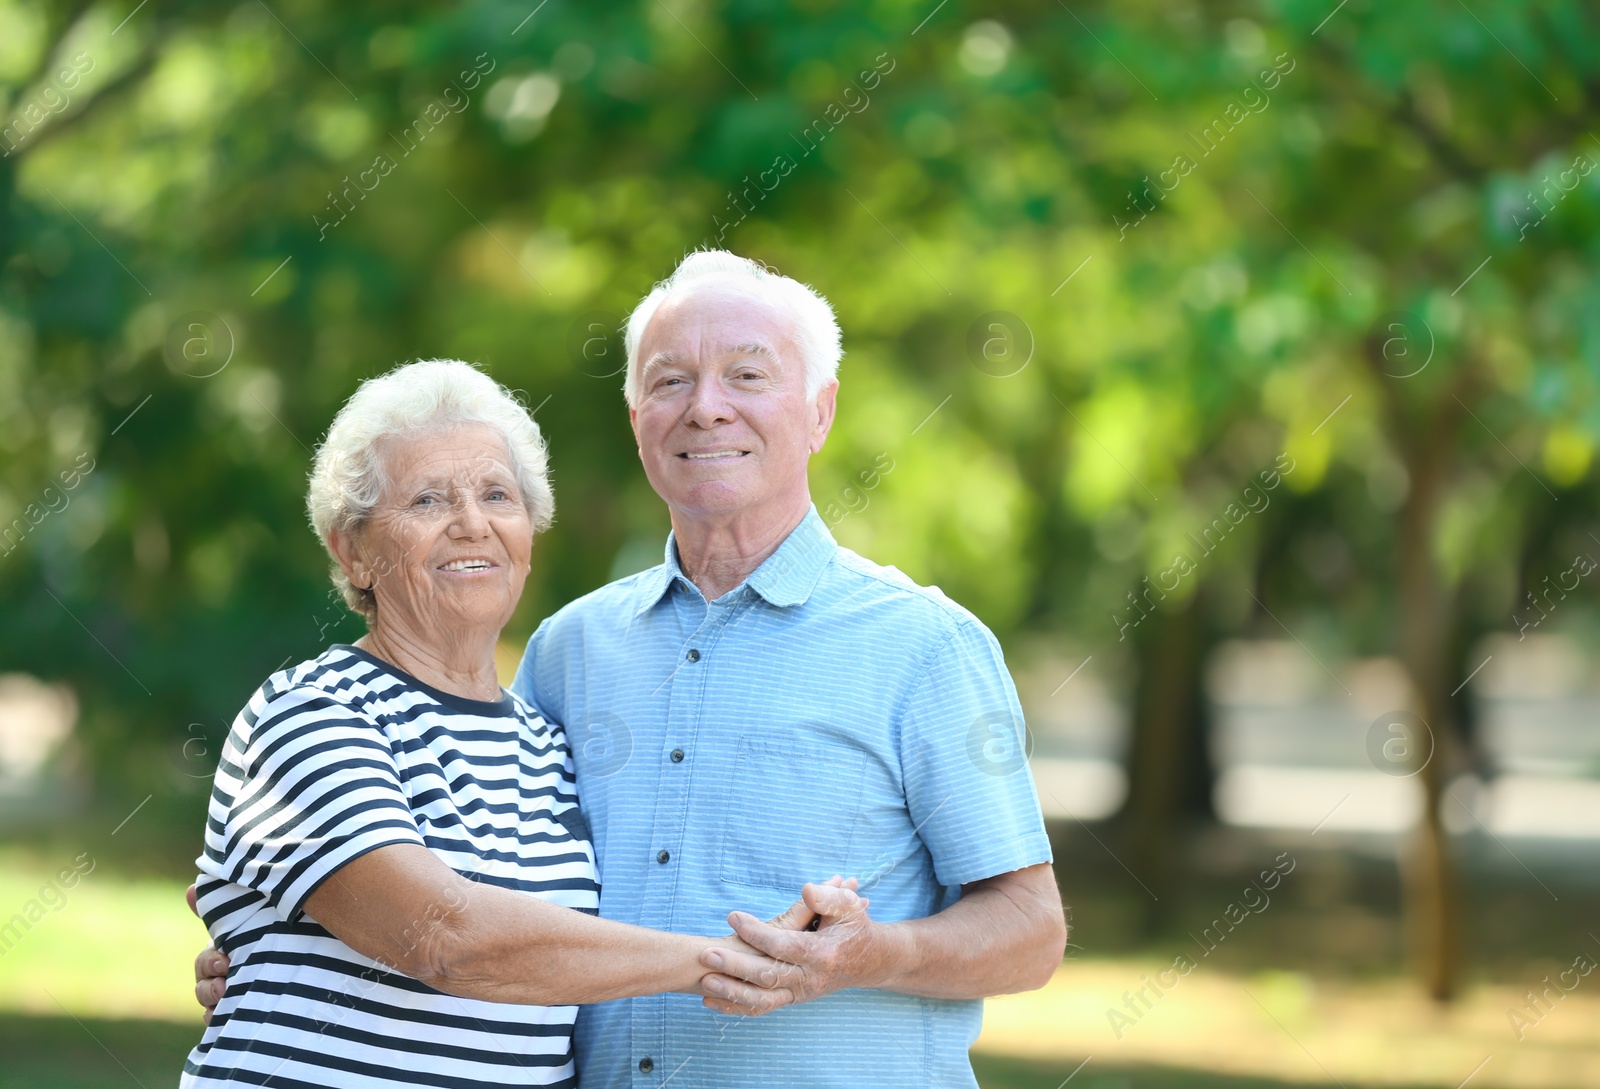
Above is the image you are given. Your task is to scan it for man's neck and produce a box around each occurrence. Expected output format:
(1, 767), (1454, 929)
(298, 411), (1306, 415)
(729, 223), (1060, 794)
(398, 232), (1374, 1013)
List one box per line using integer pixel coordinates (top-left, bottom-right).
(671, 500), (811, 601)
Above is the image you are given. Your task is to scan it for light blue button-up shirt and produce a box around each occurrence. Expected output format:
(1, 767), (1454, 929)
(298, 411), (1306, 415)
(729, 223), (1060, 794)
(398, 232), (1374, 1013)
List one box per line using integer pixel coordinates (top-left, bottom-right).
(514, 507), (1052, 1089)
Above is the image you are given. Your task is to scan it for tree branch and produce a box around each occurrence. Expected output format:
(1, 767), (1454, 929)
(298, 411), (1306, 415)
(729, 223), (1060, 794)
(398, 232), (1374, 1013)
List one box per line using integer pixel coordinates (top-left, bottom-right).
(1387, 89), (1488, 185)
(12, 0), (97, 93)
(5, 50), (159, 164)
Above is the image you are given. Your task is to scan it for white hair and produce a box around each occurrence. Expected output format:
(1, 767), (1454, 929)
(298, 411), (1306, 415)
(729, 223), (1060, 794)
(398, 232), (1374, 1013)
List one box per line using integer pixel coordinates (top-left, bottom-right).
(307, 359), (553, 621)
(622, 250), (843, 408)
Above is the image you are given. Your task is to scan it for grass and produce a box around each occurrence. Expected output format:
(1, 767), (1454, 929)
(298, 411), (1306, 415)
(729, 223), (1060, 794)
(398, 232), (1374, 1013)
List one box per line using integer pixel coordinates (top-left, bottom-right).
(969, 1053), (1440, 1089)
(3, 841), (1598, 1088)
(0, 1013), (1432, 1089)
(0, 1014), (199, 1089)
(975, 959), (1600, 1088)
(0, 848), (203, 1022)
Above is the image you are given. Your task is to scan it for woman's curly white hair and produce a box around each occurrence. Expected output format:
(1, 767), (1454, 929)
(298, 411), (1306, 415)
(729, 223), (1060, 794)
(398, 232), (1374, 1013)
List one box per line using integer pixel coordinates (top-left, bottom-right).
(306, 359), (553, 622)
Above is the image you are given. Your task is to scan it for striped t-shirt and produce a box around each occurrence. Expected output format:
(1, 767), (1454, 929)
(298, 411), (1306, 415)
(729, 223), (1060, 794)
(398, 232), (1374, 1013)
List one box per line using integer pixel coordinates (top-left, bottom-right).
(182, 644), (600, 1089)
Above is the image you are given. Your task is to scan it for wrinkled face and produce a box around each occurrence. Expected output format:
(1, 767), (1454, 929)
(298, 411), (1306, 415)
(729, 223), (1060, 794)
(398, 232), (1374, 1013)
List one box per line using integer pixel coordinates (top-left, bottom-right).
(342, 424), (532, 641)
(629, 278), (836, 523)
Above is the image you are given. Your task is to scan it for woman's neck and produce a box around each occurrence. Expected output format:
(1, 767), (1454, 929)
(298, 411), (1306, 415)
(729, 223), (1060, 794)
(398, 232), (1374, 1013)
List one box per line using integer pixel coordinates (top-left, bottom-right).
(356, 622), (502, 702)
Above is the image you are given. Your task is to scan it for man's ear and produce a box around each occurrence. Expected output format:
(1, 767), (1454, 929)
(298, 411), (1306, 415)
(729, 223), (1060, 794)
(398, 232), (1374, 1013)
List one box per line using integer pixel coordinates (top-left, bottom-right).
(327, 526), (368, 590)
(629, 405), (641, 453)
(808, 380), (840, 454)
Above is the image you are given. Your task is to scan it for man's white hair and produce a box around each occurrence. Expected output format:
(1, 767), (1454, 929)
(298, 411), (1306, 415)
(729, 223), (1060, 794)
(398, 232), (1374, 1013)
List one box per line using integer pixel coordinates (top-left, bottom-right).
(307, 359), (553, 621)
(622, 250), (842, 408)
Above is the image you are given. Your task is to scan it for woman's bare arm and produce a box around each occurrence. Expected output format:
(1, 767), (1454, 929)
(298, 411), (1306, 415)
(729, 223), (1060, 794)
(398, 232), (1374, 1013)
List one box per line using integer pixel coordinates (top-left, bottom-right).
(189, 865), (839, 1014)
(300, 843), (808, 1006)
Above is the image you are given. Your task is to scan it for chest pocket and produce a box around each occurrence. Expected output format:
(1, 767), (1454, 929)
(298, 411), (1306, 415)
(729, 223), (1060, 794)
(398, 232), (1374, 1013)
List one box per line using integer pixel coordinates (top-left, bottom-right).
(717, 732), (871, 892)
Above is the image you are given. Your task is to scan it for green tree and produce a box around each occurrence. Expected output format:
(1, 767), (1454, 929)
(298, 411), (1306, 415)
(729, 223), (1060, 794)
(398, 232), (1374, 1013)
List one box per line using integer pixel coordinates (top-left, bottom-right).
(3, 0), (1596, 1004)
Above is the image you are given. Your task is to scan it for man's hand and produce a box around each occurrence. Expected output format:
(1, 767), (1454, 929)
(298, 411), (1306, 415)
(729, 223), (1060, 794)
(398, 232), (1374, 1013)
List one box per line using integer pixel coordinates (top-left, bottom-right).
(699, 863), (1066, 1011)
(187, 883), (228, 1023)
(698, 879), (896, 1016)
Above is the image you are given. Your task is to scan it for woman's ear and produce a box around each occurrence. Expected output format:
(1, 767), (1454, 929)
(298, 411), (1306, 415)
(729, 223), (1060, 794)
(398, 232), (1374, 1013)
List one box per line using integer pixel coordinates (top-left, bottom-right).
(327, 527), (369, 590)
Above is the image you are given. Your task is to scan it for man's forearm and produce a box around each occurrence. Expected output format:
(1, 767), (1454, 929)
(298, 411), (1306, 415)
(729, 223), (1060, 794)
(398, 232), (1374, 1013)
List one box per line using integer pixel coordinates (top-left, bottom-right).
(706, 862), (1066, 1013)
(870, 864), (1066, 999)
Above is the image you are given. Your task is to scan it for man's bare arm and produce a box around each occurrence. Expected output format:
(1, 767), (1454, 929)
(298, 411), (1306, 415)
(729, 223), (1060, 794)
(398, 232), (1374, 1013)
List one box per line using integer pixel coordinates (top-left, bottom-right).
(699, 862), (1065, 1013)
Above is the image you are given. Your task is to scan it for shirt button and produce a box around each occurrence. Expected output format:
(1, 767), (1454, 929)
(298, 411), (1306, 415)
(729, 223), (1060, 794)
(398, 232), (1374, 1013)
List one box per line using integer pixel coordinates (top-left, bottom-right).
(670, 748), (685, 763)
(657, 849), (671, 864)
(639, 1057), (654, 1073)
(686, 648), (701, 662)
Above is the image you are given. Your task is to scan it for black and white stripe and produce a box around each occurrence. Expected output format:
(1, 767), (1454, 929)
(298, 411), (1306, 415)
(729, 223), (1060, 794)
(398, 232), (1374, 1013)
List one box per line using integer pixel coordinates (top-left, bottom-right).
(182, 645), (599, 1089)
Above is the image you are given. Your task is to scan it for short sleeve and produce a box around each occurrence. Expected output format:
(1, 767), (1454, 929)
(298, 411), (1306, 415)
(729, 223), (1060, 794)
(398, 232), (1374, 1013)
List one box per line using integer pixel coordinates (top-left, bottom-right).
(900, 620), (1053, 888)
(512, 618), (562, 726)
(211, 683), (425, 923)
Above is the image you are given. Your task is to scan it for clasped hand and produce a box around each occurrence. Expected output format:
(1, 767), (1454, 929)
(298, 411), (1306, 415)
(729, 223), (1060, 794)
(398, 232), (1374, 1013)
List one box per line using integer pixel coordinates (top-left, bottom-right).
(190, 876), (879, 1021)
(697, 875), (882, 1017)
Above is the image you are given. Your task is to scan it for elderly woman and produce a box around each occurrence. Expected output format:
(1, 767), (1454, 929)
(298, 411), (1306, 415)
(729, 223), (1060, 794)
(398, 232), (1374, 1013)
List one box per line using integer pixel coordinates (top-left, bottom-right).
(181, 359), (805, 1089)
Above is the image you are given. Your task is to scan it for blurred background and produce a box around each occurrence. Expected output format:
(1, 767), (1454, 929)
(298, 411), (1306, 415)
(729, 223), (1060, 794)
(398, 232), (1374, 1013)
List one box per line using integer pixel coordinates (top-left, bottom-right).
(2, 0), (1599, 1086)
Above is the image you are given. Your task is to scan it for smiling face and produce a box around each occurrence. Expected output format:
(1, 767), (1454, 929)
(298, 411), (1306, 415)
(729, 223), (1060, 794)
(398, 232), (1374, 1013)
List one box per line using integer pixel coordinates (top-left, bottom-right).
(332, 423), (533, 644)
(629, 277), (837, 530)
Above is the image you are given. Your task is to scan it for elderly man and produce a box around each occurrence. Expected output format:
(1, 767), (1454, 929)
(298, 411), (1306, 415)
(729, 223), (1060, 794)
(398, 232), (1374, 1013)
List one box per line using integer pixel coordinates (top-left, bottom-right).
(521, 250), (1063, 1087)
(194, 250), (1063, 1087)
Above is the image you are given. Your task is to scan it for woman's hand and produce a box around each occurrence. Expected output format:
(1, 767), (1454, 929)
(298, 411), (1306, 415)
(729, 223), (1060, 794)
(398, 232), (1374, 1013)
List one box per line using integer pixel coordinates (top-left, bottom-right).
(696, 930), (791, 1003)
(697, 876), (866, 1016)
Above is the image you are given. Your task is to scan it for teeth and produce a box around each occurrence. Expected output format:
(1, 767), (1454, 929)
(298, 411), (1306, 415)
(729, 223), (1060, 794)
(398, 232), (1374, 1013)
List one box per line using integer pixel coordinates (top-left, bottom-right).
(685, 450), (745, 459)
(441, 560), (492, 572)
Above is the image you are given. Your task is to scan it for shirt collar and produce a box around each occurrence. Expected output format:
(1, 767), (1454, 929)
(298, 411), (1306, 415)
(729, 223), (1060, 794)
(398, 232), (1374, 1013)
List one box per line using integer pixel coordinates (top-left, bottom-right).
(633, 506), (835, 615)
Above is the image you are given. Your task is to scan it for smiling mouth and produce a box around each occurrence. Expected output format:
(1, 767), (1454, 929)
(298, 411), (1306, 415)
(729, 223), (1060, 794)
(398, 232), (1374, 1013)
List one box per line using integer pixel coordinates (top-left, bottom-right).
(679, 450), (750, 460)
(438, 560), (496, 573)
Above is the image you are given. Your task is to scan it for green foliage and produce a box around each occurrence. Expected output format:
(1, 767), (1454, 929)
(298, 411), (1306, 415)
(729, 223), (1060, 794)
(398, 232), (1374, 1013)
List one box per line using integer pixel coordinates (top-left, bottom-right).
(1, 0), (1597, 794)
